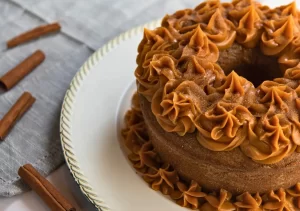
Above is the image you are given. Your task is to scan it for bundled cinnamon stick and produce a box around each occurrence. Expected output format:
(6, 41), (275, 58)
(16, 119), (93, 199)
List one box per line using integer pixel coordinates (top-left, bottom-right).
(18, 164), (76, 211)
(0, 92), (35, 140)
(7, 22), (61, 48)
(0, 50), (45, 90)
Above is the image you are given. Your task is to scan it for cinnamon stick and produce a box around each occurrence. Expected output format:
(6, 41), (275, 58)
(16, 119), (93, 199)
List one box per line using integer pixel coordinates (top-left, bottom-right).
(0, 50), (45, 90)
(7, 22), (61, 48)
(18, 164), (76, 211)
(0, 92), (35, 140)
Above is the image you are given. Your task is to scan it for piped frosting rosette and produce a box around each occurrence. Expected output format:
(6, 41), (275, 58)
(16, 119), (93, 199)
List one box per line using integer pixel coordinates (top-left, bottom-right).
(195, 102), (255, 151)
(151, 79), (205, 136)
(279, 35), (300, 71)
(261, 15), (299, 56)
(229, 2), (265, 48)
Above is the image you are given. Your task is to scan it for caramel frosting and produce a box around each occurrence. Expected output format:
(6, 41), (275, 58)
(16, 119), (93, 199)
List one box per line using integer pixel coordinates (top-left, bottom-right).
(286, 183), (300, 208)
(229, 4), (264, 48)
(241, 114), (297, 164)
(128, 141), (159, 173)
(151, 80), (204, 136)
(278, 35), (300, 70)
(143, 164), (179, 195)
(215, 71), (256, 103)
(203, 8), (236, 50)
(284, 66), (300, 80)
(258, 81), (294, 111)
(201, 189), (236, 211)
(235, 192), (262, 210)
(122, 97), (300, 210)
(261, 15), (298, 56)
(135, 53), (182, 101)
(134, 0), (300, 165)
(270, 2), (298, 20)
(182, 25), (219, 62)
(170, 181), (206, 209)
(262, 189), (294, 210)
(196, 102), (254, 151)
(122, 111), (148, 154)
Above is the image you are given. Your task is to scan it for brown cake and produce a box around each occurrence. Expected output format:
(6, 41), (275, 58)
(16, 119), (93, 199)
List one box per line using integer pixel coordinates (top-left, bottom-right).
(122, 0), (300, 210)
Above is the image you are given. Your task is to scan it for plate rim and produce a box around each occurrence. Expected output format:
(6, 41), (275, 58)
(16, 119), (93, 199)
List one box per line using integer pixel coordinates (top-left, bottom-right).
(59, 19), (161, 211)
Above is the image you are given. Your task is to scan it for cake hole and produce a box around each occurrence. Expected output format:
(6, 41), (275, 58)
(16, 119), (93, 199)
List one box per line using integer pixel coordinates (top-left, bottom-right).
(218, 44), (284, 87)
(233, 63), (283, 87)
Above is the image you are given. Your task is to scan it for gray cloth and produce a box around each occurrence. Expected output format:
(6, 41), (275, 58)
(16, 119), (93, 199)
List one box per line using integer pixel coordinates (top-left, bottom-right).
(0, 0), (199, 196)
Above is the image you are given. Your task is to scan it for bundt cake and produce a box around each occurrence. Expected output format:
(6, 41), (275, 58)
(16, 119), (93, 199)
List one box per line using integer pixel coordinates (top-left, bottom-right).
(122, 0), (300, 210)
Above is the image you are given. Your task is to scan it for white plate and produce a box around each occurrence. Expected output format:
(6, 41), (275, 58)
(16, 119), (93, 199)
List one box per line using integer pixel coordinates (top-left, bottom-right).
(60, 20), (189, 211)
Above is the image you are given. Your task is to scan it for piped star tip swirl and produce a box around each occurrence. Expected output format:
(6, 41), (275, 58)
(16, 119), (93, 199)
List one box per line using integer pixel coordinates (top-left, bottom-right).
(122, 0), (300, 210)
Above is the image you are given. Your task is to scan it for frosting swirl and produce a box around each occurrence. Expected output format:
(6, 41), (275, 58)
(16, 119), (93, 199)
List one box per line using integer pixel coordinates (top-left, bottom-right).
(258, 81), (294, 111)
(235, 192), (262, 211)
(278, 35), (300, 70)
(128, 141), (160, 173)
(137, 27), (174, 66)
(195, 102), (255, 151)
(216, 71), (256, 104)
(122, 111), (148, 154)
(284, 66), (300, 80)
(230, 4), (264, 48)
(135, 53), (181, 101)
(162, 9), (198, 38)
(262, 189), (294, 210)
(201, 189), (235, 211)
(143, 164), (179, 195)
(152, 80), (204, 136)
(194, 0), (222, 23)
(286, 183), (300, 209)
(181, 25), (219, 63)
(170, 181), (206, 209)
(261, 15), (298, 56)
(241, 114), (296, 164)
(203, 8), (236, 50)
(270, 2), (298, 20)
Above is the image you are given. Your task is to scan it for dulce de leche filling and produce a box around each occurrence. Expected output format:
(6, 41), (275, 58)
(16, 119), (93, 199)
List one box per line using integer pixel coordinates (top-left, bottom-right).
(135, 0), (300, 164)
